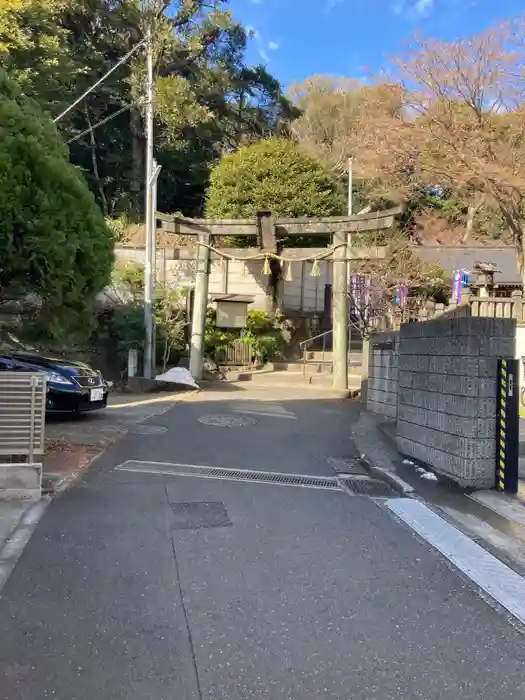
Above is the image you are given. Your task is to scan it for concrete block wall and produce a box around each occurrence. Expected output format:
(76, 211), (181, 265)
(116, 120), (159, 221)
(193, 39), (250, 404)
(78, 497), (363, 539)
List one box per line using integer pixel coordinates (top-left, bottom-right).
(366, 332), (399, 419)
(114, 247), (331, 313)
(397, 317), (515, 488)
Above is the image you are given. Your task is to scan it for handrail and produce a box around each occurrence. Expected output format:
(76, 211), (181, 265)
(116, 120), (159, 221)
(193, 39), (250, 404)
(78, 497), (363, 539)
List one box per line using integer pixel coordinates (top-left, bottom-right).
(298, 330), (332, 351)
(299, 330), (333, 379)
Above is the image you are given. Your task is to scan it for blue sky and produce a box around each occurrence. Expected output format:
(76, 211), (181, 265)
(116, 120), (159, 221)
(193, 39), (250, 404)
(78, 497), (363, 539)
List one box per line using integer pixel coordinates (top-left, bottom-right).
(229, 0), (523, 88)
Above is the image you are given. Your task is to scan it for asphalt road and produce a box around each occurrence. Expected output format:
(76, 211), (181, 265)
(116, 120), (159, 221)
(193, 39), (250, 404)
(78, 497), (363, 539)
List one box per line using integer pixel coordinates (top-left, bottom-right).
(0, 385), (524, 699)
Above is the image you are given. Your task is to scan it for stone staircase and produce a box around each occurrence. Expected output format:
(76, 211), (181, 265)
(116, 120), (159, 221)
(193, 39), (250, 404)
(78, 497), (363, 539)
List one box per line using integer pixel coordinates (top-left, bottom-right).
(271, 350), (362, 375)
(224, 350), (363, 395)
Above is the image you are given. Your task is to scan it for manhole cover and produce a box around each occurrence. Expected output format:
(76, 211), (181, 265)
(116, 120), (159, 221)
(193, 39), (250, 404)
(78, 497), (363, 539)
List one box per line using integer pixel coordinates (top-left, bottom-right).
(131, 425), (168, 435)
(170, 502), (232, 530)
(327, 456), (368, 475)
(340, 476), (398, 498)
(198, 414), (257, 427)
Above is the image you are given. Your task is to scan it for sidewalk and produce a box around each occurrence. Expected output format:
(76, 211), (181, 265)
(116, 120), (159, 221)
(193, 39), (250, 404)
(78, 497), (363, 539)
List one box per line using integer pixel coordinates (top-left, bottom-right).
(352, 405), (525, 576)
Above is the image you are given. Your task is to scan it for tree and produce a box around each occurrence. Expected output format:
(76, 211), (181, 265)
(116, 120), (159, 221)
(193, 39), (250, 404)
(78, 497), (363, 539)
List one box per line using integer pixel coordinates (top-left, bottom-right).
(1, 0), (295, 218)
(289, 76), (403, 176)
(348, 240), (448, 337)
(205, 137), (345, 226)
(0, 70), (114, 339)
(289, 76), (407, 210)
(289, 73), (510, 245)
(368, 21), (525, 277)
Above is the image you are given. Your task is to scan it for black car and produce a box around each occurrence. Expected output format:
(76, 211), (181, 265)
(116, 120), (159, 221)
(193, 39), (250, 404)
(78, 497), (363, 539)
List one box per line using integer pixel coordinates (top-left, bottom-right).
(0, 332), (109, 414)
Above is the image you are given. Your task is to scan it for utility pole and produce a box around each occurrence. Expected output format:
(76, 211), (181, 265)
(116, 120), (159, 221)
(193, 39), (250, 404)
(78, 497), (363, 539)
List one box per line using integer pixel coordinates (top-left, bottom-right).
(332, 157), (352, 393)
(189, 235), (210, 381)
(143, 23), (155, 379)
(347, 156), (353, 357)
(150, 159), (162, 368)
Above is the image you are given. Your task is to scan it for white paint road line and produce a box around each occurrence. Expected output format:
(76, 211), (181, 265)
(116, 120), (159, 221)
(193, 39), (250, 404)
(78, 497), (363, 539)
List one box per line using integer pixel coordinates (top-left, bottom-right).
(0, 499), (50, 596)
(232, 409), (297, 420)
(230, 402), (297, 420)
(386, 498), (525, 626)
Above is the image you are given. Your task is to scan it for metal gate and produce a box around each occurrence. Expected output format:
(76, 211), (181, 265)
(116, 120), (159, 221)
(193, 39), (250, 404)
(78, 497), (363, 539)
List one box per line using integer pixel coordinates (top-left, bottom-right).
(0, 372), (47, 498)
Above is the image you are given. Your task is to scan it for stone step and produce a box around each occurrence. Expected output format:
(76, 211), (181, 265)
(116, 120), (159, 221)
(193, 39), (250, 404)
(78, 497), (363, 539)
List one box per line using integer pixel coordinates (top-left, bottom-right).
(306, 350), (362, 362)
(226, 369), (362, 393)
(272, 357), (362, 375)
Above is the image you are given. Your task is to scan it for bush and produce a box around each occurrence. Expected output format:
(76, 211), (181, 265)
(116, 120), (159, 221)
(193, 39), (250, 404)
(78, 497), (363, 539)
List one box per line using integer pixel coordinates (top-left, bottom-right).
(205, 138), (345, 244)
(242, 310), (284, 363)
(0, 69), (114, 338)
(100, 261), (186, 373)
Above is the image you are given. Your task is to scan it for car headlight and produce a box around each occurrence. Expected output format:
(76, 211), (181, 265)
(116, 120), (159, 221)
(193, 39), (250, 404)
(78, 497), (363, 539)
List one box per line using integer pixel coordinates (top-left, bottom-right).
(43, 370), (74, 386)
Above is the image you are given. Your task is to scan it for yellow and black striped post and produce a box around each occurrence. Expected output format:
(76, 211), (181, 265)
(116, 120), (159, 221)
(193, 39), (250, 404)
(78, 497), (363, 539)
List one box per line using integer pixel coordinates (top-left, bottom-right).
(496, 358), (519, 494)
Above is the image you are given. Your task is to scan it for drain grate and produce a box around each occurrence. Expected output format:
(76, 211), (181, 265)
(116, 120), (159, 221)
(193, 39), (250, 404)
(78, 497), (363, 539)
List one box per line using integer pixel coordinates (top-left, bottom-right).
(116, 460), (342, 491)
(340, 476), (398, 498)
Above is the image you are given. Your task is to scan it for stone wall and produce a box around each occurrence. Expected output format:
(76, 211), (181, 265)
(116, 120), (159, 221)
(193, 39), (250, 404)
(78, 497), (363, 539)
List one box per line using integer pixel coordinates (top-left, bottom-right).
(397, 317), (515, 488)
(366, 332), (399, 419)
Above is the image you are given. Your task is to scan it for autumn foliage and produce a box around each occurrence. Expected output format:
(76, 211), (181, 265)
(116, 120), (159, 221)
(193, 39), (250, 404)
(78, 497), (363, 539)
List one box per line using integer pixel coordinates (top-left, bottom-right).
(290, 19), (525, 281)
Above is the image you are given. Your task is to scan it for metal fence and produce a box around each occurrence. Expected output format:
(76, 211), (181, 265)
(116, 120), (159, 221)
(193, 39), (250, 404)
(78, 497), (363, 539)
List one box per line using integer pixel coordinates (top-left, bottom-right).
(0, 372), (47, 463)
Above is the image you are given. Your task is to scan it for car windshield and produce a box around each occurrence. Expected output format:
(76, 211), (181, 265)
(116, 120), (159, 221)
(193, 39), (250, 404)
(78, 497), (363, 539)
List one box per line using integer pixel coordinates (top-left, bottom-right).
(0, 330), (36, 354)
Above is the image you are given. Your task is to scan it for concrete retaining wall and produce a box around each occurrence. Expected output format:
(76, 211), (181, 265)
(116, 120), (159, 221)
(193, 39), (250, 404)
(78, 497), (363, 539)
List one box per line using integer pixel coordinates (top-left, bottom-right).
(366, 332), (399, 419)
(397, 317), (515, 488)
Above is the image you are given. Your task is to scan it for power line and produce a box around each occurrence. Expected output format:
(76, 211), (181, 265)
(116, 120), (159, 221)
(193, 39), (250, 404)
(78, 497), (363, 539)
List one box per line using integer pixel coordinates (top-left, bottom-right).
(67, 105), (132, 144)
(53, 37), (147, 123)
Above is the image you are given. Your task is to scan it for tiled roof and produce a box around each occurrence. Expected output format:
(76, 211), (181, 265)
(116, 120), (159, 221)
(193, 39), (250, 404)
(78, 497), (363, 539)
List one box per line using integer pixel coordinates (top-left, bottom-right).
(412, 245), (520, 285)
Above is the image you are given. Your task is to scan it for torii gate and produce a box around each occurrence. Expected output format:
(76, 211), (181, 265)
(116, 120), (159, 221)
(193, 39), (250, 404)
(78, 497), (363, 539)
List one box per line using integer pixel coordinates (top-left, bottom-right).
(155, 207), (401, 392)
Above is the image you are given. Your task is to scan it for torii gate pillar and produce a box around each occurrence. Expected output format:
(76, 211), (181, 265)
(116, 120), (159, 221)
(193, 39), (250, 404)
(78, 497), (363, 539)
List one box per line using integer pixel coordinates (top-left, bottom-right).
(332, 229), (350, 394)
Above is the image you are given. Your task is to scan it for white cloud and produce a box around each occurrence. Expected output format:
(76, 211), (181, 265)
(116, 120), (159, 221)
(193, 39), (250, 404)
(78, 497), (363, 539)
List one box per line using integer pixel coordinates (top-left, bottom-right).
(268, 40), (280, 50)
(259, 48), (270, 63)
(414, 0), (434, 14)
(392, 0), (406, 14)
(392, 0), (435, 18)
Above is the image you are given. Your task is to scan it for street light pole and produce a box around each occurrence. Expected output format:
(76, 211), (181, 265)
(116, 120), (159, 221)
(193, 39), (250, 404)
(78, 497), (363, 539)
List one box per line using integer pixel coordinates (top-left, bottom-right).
(143, 23), (155, 379)
(347, 156), (353, 217)
(347, 157), (353, 358)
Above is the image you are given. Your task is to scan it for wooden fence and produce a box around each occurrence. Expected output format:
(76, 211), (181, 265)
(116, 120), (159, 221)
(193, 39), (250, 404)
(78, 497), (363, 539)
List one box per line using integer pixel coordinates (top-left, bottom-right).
(215, 339), (253, 366)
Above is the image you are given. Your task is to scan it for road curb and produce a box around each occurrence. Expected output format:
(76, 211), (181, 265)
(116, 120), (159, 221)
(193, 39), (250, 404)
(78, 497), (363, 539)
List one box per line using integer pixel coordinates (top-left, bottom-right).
(358, 453), (415, 497)
(0, 497), (51, 595)
(108, 388), (200, 409)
